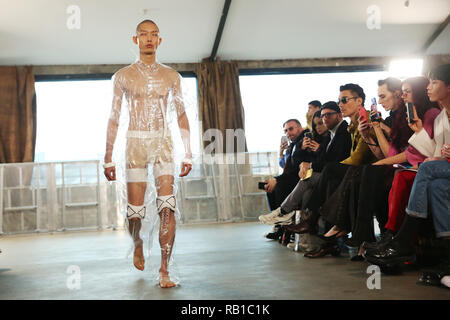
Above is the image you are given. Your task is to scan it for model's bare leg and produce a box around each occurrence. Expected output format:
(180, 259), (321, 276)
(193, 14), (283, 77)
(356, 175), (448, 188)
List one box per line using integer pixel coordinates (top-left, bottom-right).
(127, 181), (147, 271)
(156, 174), (176, 288)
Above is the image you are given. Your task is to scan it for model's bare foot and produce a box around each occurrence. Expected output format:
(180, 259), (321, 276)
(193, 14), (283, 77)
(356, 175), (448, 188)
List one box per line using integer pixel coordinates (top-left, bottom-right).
(133, 240), (145, 271)
(159, 271), (176, 288)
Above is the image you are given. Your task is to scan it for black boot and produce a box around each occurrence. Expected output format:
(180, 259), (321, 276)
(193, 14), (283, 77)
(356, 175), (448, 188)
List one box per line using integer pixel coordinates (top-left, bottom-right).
(418, 239), (450, 287)
(363, 215), (422, 266)
(361, 229), (395, 251)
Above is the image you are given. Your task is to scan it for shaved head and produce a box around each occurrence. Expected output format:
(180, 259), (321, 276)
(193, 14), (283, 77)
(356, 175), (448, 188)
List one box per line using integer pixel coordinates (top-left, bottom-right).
(136, 19), (159, 33)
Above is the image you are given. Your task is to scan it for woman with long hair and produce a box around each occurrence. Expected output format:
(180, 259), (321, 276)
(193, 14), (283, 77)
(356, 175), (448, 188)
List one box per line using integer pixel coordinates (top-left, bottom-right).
(361, 76), (441, 256)
(364, 65), (450, 278)
(313, 76), (439, 259)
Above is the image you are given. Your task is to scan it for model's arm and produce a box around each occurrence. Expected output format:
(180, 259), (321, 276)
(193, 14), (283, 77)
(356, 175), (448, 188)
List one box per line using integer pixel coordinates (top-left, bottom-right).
(177, 112), (192, 159)
(104, 74), (124, 180)
(173, 73), (192, 177)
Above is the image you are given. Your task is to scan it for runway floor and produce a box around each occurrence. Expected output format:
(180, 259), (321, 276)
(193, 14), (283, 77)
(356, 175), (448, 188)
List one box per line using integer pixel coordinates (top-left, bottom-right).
(1, 221), (449, 300)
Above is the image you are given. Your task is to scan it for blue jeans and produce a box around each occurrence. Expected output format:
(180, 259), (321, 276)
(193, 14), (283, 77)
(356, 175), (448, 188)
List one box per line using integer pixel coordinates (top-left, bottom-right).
(406, 160), (450, 238)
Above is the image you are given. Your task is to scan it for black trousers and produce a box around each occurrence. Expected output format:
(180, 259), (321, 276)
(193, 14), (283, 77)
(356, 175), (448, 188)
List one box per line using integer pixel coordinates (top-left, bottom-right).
(305, 162), (351, 230)
(266, 177), (299, 211)
(321, 164), (395, 245)
(306, 162), (351, 212)
(350, 164), (395, 244)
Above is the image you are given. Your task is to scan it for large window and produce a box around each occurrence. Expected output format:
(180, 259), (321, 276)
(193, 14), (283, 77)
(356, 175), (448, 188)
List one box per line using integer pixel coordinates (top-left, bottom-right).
(35, 77), (199, 162)
(240, 71), (389, 153)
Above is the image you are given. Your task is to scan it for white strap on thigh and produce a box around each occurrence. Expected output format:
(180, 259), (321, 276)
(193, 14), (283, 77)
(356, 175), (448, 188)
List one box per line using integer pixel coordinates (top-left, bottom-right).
(126, 168), (148, 182)
(127, 204), (146, 219)
(156, 195), (176, 213)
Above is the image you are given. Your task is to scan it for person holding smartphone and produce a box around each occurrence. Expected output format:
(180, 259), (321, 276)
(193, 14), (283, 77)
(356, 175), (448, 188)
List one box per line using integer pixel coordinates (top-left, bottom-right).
(261, 119), (315, 239)
(364, 65), (450, 288)
(279, 134), (290, 169)
(261, 103), (351, 234)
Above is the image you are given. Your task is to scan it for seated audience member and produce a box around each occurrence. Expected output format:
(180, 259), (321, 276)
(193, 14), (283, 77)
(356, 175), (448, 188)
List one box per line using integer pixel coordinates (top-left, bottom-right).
(281, 84), (377, 256)
(259, 103), (351, 225)
(364, 65), (450, 287)
(361, 75), (442, 252)
(306, 100), (322, 131)
(315, 78), (408, 253)
(263, 119), (314, 240)
(318, 76), (439, 260)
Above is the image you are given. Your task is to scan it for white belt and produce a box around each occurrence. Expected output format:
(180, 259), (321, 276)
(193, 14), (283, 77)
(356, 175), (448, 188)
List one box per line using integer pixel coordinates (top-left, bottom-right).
(126, 130), (171, 139)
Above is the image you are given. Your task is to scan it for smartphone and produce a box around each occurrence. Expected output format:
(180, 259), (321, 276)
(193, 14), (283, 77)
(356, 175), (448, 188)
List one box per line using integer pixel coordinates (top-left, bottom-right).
(370, 98), (381, 122)
(406, 102), (415, 124)
(258, 182), (267, 190)
(281, 135), (288, 144)
(359, 107), (368, 123)
(371, 97), (377, 110)
(304, 132), (313, 139)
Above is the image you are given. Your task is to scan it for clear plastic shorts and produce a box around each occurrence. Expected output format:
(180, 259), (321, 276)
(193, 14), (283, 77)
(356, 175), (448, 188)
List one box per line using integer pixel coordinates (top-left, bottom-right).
(125, 130), (175, 179)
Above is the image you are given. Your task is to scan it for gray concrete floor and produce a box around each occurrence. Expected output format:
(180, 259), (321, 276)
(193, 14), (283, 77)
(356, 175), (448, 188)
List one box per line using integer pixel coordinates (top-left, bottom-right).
(0, 222), (449, 300)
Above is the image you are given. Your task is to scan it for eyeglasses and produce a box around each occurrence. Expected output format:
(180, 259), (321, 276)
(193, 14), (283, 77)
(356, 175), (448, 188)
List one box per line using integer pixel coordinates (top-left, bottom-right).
(338, 96), (357, 104)
(320, 112), (338, 118)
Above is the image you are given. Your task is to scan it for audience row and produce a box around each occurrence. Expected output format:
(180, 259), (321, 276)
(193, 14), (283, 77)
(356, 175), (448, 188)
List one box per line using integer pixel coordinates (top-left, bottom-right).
(259, 64), (450, 290)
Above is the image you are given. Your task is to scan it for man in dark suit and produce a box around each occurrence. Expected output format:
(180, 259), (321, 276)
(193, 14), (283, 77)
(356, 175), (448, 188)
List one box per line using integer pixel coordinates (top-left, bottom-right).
(260, 119), (314, 237)
(260, 101), (352, 227)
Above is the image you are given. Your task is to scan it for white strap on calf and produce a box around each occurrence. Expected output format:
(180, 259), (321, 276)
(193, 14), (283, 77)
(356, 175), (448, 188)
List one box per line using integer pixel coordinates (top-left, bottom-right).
(127, 204), (146, 219)
(156, 195), (176, 213)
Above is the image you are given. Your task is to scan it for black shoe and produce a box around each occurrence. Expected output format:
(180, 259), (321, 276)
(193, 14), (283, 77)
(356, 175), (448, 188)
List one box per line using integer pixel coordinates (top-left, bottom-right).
(421, 260), (450, 277)
(363, 238), (416, 266)
(418, 261), (450, 289)
(264, 231), (281, 240)
(362, 229), (395, 251)
(317, 231), (347, 242)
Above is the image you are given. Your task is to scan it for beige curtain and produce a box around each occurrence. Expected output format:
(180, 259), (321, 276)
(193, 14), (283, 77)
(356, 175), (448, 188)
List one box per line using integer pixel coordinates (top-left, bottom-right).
(196, 61), (247, 153)
(0, 66), (36, 163)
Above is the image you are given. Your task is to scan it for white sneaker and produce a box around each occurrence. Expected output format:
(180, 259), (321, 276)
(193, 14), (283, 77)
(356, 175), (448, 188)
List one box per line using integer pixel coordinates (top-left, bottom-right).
(441, 276), (450, 288)
(263, 210), (295, 226)
(258, 207), (282, 223)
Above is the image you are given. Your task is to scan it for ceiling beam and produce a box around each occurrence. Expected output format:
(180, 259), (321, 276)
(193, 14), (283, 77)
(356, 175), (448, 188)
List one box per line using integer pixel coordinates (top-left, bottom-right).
(420, 14), (450, 54)
(209, 0), (232, 62)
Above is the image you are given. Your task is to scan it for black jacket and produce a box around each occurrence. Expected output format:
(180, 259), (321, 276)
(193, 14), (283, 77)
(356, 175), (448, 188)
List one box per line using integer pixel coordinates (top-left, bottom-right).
(275, 130), (315, 184)
(311, 120), (352, 172)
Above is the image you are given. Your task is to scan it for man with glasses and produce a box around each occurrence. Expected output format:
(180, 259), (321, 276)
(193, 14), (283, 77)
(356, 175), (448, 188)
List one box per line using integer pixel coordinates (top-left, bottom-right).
(283, 84), (378, 257)
(260, 101), (351, 229)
